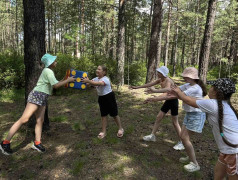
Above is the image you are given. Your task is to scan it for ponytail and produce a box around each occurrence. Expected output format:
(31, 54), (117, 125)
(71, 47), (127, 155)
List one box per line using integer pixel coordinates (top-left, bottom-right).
(216, 89), (238, 148)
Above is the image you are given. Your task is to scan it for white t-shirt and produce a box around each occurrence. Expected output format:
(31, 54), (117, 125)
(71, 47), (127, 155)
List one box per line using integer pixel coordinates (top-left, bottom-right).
(197, 99), (238, 154)
(179, 83), (203, 112)
(92, 76), (112, 96)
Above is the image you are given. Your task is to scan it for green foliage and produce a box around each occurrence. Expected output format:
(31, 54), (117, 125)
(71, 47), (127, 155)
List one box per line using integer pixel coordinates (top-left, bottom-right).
(207, 63), (238, 81)
(125, 61), (147, 85)
(0, 53), (24, 89)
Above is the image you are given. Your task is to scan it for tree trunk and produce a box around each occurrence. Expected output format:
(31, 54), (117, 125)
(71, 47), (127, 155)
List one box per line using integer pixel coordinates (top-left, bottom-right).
(198, 0), (217, 83)
(181, 37), (186, 70)
(146, 0), (163, 83)
(191, 0), (200, 65)
(164, 2), (172, 67)
(146, 0), (154, 63)
(172, 1), (179, 77)
(156, 31), (162, 68)
(117, 0), (126, 88)
(15, 0), (19, 54)
(80, 0), (85, 56)
(23, 0), (46, 127)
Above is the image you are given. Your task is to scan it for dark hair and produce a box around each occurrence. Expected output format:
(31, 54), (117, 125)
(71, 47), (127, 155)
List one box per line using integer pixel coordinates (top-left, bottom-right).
(215, 87), (238, 148)
(195, 79), (207, 96)
(99, 65), (107, 75)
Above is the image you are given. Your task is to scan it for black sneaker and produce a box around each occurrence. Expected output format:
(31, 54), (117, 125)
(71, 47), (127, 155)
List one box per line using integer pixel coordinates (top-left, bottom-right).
(0, 141), (13, 155)
(31, 143), (46, 153)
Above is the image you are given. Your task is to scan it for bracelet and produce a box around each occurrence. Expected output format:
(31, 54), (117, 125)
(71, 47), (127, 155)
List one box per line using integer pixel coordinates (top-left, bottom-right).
(220, 133), (224, 137)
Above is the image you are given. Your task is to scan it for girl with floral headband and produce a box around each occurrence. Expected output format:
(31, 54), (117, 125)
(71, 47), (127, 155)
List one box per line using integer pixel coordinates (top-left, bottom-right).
(171, 78), (238, 179)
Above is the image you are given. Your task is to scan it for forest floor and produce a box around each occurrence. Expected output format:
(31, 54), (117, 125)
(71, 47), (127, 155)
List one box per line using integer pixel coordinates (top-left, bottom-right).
(0, 80), (238, 180)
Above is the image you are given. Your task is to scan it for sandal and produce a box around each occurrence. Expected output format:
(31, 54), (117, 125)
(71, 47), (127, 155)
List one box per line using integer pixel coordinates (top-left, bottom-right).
(97, 132), (106, 139)
(117, 128), (124, 138)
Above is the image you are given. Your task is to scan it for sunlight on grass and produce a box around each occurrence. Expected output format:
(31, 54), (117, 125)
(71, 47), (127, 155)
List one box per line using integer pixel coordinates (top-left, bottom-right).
(0, 89), (24, 103)
(55, 145), (73, 155)
(103, 151), (132, 171)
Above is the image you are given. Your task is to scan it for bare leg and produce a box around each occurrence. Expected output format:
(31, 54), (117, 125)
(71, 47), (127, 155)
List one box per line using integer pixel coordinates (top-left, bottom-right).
(180, 125), (198, 165)
(171, 115), (181, 139)
(101, 116), (107, 134)
(34, 106), (46, 142)
(113, 115), (123, 130)
(214, 160), (227, 180)
(5, 103), (39, 141)
(151, 111), (165, 135)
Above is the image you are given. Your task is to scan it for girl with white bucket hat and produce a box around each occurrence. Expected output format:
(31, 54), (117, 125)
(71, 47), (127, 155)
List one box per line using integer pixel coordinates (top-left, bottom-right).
(130, 66), (184, 151)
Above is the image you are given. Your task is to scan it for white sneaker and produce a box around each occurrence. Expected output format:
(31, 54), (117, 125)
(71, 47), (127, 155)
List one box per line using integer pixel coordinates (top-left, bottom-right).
(184, 162), (200, 172)
(179, 156), (189, 163)
(143, 134), (156, 142)
(173, 141), (185, 150)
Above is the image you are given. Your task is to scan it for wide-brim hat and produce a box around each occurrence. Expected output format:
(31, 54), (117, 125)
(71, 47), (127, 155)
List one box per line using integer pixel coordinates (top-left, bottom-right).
(207, 78), (236, 94)
(156, 66), (169, 77)
(41, 53), (57, 68)
(181, 67), (199, 79)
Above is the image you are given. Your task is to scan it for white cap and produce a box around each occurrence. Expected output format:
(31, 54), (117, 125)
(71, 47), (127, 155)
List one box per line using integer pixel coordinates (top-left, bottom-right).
(156, 66), (169, 77)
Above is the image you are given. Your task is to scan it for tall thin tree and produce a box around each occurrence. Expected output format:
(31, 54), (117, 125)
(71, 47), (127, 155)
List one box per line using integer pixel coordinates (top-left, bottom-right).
(146, 0), (163, 82)
(198, 0), (218, 83)
(117, 0), (126, 87)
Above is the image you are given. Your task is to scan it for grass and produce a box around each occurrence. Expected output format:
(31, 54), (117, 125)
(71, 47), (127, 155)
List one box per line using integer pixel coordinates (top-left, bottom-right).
(0, 88), (24, 103)
(0, 86), (237, 179)
(70, 158), (86, 175)
(51, 115), (68, 122)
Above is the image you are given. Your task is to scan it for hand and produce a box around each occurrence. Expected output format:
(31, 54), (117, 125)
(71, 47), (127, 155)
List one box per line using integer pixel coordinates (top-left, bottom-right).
(81, 77), (89, 83)
(171, 84), (181, 94)
(67, 76), (76, 82)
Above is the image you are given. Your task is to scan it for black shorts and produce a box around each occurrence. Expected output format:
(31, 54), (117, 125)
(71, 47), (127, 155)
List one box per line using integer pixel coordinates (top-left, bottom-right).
(160, 99), (178, 116)
(98, 91), (118, 117)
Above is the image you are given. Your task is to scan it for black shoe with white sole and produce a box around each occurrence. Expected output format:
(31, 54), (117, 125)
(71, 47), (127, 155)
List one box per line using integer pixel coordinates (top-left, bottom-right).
(0, 141), (13, 155)
(31, 143), (46, 153)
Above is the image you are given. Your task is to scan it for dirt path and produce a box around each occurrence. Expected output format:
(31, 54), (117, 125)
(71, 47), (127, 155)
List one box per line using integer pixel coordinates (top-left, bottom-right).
(1, 85), (237, 179)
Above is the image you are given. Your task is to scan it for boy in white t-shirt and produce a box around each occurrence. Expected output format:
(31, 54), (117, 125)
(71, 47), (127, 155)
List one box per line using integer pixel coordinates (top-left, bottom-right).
(171, 78), (238, 179)
(81, 65), (124, 139)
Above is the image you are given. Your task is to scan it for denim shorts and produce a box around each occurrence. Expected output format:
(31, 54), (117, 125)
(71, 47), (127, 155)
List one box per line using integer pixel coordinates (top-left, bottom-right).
(183, 112), (206, 133)
(27, 90), (49, 106)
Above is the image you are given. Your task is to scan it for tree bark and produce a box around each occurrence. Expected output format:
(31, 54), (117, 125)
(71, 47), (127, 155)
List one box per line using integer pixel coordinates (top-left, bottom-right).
(198, 0), (217, 83)
(23, 0), (46, 127)
(146, 0), (163, 83)
(164, 2), (172, 67)
(117, 0), (126, 87)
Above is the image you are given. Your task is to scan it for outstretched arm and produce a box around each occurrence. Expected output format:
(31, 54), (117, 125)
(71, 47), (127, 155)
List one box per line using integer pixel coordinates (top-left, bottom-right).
(53, 76), (76, 89)
(171, 85), (198, 108)
(130, 79), (161, 89)
(81, 77), (105, 86)
(145, 78), (172, 93)
(144, 93), (177, 103)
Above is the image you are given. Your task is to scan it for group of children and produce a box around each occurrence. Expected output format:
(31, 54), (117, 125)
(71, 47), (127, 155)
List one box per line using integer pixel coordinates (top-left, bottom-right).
(0, 53), (238, 179)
